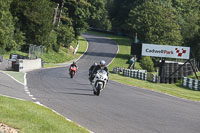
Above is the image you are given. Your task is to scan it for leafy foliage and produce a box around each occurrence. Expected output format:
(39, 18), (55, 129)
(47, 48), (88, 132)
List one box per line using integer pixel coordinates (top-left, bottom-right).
(0, 0), (16, 51)
(10, 0), (54, 51)
(140, 56), (154, 72)
(87, 0), (111, 30)
(125, 1), (183, 46)
(0, 0), (200, 62)
(64, 0), (90, 39)
(55, 25), (74, 50)
(171, 0), (200, 61)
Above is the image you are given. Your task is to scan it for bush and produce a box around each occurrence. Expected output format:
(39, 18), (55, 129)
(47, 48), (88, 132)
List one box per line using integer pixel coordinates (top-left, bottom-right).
(0, 48), (6, 55)
(56, 25), (74, 48)
(140, 56), (154, 72)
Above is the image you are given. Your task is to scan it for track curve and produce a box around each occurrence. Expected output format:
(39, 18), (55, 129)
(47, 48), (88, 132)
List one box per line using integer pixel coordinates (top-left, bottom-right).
(27, 33), (200, 133)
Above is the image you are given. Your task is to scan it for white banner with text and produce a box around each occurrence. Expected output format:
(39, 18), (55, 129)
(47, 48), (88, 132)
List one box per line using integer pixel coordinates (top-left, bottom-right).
(142, 43), (190, 59)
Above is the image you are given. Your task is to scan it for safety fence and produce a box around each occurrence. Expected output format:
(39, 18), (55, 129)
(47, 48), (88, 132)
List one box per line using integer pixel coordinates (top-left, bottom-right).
(182, 77), (200, 91)
(29, 44), (44, 59)
(113, 67), (159, 83)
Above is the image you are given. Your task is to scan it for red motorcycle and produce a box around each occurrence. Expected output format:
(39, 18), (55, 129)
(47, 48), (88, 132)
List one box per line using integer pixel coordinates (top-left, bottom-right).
(69, 66), (77, 78)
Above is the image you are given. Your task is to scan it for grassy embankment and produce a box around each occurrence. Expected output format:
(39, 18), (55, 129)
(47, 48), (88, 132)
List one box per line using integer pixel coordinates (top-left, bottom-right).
(0, 36), (89, 133)
(2, 36), (87, 68)
(88, 31), (200, 102)
(42, 36), (87, 68)
(0, 96), (89, 133)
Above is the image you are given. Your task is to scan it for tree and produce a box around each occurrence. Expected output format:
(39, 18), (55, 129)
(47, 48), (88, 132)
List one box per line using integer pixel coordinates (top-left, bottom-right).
(10, 0), (55, 50)
(55, 25), (74, 50)
(188, 34), (200, 60)
(107, 0), (146, 33)
(87, 0), (111, 30)
(172, 0), (200, 42)
(64, 0), (90, 39)
(0, 0), (16, 52)
(171, 0), (200, 61)
(125, 1), (182, 46)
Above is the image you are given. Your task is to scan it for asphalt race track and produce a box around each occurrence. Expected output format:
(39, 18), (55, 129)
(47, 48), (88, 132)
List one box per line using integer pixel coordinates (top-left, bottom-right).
(27, 33), (200, 133)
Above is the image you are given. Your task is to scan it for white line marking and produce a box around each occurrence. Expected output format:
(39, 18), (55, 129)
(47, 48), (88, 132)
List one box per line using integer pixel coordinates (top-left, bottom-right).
(107, 39), (119, 67)
(0, 93), (93, 133)
(0, 94), (26, 101)
(1, 71), (24, 85)
(34, 102), (94, 133)
(24, 73), (37, 102)
(25, 71), (94, 132)
(32, 97), (36, 100)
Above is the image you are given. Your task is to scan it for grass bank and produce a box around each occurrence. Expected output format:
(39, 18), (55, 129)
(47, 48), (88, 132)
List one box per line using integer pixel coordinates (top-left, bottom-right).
(0, 96), (89, 133)
(42, 36), (88, 68)
(88, 31), (200, 101)
(0, 36), (89, 132)
(2, 36), (88, 68)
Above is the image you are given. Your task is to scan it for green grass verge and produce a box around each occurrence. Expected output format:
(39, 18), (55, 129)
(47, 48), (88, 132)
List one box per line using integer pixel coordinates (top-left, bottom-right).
(2, 36), (87, 68)
(74, 36), (88, 58)
(110, 73), (200, 101)
(43, 36), (88, 68)
(2, 51), (28, 60)
(0, 96), (89, 133)
(0, 36), (89, 132)
(87, 31), (200, 101)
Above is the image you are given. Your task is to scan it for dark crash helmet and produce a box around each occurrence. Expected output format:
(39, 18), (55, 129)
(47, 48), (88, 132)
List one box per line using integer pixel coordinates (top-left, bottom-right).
(100, 60), (106, 67)
(73, 61), (76, 65)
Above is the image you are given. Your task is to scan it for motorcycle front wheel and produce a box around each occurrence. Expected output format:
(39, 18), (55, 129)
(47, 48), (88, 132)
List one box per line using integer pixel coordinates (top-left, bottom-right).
(70, 71), (75, 78)
(96, 84), (102, 96)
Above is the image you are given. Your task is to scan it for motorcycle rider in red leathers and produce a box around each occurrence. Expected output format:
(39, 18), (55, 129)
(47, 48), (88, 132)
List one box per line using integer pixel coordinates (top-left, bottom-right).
(69, 61), (78, 76)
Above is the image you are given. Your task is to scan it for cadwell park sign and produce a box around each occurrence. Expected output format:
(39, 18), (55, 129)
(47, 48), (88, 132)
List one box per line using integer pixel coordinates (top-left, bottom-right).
(142, 43), (190, 59)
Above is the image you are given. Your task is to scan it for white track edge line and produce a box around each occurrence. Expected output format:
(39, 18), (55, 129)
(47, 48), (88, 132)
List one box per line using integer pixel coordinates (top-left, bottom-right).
(35, 102), (94, 133)
(0, 94), (26, 101)
(24, 66), (94, 133)
(1, 71), (24, 85)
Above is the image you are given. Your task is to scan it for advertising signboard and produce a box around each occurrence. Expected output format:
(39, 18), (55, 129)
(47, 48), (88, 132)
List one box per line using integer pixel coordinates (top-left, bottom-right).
(142, 43), (190, 59)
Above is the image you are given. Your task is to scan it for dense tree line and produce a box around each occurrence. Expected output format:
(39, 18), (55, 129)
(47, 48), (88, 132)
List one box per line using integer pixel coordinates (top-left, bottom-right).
(107, 0), (200, 60)
(0, 0), (110, 53)
(0, 0), (200, 61)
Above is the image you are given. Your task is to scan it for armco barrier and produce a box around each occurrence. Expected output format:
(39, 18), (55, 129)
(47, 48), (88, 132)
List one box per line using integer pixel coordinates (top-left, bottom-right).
(182, 77), (200, 91)
(113, 67), (158, 83)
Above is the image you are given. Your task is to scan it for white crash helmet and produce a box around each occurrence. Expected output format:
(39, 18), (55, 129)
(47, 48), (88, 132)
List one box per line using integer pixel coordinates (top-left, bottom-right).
(100, 60), (106, 67)
(94, 62), (98, 66)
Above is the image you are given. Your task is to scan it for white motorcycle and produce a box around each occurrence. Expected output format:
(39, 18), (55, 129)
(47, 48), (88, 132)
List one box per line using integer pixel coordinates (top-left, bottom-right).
(92, 69), (108, 96)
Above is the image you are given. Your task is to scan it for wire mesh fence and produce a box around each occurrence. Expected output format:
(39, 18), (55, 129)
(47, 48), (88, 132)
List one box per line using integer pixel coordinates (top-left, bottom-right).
(29, 44), (44, 59)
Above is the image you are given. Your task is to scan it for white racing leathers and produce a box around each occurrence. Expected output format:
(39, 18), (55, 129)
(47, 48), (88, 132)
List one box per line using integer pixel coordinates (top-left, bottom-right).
(92, 69), (108, 96)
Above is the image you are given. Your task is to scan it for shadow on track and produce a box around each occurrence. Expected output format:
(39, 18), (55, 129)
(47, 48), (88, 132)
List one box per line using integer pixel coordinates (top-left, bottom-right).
(63, 92), (94, 96)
